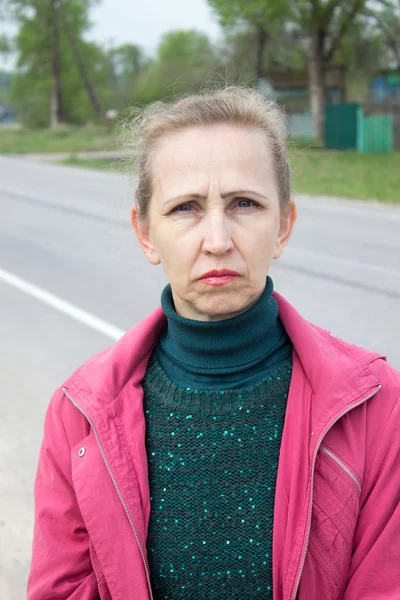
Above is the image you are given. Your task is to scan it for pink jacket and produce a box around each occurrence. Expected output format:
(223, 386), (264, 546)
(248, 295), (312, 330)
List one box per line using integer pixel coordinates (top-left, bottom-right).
(28, 293), (400, 600)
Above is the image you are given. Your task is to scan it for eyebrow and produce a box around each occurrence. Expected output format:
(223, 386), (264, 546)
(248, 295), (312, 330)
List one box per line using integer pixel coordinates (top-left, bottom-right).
(162, 189), (269, 211)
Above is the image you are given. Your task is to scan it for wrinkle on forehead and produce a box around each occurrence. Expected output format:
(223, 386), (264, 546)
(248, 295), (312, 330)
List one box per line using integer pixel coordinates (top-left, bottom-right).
(151, 125), (278, 207)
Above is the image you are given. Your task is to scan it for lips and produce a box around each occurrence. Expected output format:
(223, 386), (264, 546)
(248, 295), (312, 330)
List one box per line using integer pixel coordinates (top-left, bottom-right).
(201, 269), (240, 279)
(199, 269), (240, 286)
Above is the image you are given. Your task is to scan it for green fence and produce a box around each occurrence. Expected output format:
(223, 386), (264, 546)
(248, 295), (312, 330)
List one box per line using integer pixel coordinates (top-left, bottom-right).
(325, 103), (394, 153)
(357, 109), (394, 154)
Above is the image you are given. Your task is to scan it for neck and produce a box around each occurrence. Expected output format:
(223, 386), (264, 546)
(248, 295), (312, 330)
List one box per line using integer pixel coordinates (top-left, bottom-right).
(156, 277), (291, 383)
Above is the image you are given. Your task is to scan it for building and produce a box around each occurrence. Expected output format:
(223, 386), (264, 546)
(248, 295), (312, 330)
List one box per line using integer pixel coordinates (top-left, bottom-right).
(259, 66), (347, 110)
(370, 70), (400, 104)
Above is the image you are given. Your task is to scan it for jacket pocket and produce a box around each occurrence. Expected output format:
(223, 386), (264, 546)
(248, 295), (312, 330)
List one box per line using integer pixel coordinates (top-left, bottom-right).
(299, 448), (360, 599)
(319, 445), (361, 494)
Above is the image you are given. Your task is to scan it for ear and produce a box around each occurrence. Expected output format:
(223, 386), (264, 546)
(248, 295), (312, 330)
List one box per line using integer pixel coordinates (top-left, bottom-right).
(273, 201), (297, 260)
(131, 206), (161, 265)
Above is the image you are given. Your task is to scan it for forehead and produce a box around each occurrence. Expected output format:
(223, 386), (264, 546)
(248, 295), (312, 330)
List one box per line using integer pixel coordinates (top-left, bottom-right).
(151, 125), (276, 195)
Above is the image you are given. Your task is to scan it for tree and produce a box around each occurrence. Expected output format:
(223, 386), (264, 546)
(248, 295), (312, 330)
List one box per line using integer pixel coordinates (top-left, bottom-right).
(208, 0), (290, 81)
(105, 42), (150, 109)
(334, 15), (393, 103)
(58, 0), (105, 120)
(208, 0), (392, 139)
(219, 22), (307, 88)
(51, 0), (68, 126)
(296, 1), (392, 138)
(0, 34), (11, 54)
(7, 0), (108, 127)
(368, 0), (400, 68)
(107, 43), (148, 89)
(132, 30), (219, 104)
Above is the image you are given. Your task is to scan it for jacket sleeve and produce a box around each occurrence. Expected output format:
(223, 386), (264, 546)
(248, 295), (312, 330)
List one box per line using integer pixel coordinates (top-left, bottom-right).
(27, 387), (99, 600)
(344, 392), (400, 599)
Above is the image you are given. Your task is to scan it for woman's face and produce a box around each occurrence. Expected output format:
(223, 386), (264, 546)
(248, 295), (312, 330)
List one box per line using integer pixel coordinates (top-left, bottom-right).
(133, 125), (296, 321)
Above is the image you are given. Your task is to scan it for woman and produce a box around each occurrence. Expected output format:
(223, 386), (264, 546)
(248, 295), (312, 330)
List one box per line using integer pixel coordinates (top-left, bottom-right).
(28, 87), (400, 600)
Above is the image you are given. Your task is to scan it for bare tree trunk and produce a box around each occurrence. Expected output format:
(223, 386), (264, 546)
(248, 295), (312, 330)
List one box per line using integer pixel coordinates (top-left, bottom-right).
(255, 26), (268, 81)
(50, 88), (58, 129)
(309, 29), (326, 140)
(59, 1), (106, 119)
(51, 0), (67, 128)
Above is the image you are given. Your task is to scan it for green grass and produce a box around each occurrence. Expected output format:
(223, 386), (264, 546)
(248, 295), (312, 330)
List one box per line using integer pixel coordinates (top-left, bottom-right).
(290, 147), (400, 204)
(0, 126), (117, 154)
(62, 155), (119, 170)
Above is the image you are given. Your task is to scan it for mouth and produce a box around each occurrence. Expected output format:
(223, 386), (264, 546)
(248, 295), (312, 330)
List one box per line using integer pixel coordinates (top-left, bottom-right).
(199, 269), (240, 287)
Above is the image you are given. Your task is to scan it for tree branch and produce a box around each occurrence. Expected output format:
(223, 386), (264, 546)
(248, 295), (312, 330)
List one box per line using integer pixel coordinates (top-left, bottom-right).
(324, 0), (366, 63)
(366, 8), (400, 67)
(320, 0), (342, 28)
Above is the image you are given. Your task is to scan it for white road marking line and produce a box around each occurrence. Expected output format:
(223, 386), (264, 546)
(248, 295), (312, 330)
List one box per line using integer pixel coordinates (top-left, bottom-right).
(0, 267), (125, 341)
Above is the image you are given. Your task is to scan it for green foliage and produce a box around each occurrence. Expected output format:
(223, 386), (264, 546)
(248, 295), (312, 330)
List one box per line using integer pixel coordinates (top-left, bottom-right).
(3, 0), (399, 132)
(208, 0), (395, 139)
(208, 0), (397, 70)
(105, 43), (151, 109)
(0, 33), (11, 53)
(220, 25), (307, 85)
(208, 0), (289, 28)
(338, 20), (390, 78)
(208, 0), (294, 79)
(107, 43), (148, 88)
(370, 1), (400, 67)
(8, 0), (109, 127)
(132, 30), (220, 104)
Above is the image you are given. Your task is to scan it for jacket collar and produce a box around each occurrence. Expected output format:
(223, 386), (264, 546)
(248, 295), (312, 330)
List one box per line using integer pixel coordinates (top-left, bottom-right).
(274, 292), (382, 433)
(65, 293), (383, 425)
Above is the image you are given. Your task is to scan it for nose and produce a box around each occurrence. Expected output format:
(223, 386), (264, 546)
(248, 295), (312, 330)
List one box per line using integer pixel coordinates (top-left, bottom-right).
(201, 210), (234, 256)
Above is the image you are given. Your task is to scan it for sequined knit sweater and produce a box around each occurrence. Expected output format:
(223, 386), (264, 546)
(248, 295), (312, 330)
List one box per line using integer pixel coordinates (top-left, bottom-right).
(143, 278), (293, 599)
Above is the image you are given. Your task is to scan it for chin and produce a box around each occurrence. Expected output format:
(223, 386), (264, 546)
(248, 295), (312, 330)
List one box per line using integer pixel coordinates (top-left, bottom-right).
(198, 298), (247, 321)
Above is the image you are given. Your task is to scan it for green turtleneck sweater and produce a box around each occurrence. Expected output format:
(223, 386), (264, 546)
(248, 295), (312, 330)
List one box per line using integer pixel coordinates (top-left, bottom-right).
(143, 278), (293, 599)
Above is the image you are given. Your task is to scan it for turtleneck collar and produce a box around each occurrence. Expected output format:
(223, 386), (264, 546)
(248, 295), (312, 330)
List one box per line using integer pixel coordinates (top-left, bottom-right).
(156, 276), (288, 377)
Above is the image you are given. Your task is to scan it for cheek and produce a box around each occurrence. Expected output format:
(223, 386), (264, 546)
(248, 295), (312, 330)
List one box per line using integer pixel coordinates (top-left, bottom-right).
(237, 219), (277, 252)
(237, 224), (278, 274)
(153, 227), (197, 275)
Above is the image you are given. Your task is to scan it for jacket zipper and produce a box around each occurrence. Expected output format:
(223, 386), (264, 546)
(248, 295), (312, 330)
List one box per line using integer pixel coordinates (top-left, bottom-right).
(320, 445), (361, 493)
(63, 388), (154, 600)
(292, 385), (381, 600)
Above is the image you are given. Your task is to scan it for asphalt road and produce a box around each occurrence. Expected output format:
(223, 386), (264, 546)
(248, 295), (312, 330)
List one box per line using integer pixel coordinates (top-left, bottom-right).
(1, 156), (399, 599)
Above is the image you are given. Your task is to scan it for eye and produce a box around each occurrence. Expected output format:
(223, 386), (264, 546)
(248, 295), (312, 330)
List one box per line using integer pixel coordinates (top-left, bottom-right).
(236, 199), (259, 209)
(171, 203), (194, 213)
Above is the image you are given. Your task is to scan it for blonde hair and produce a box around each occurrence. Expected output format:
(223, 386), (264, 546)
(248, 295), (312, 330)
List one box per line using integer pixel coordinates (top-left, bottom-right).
(123, 86), (291, 218)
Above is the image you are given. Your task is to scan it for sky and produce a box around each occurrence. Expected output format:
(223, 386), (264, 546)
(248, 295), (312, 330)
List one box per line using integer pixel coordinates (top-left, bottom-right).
(0, 0), (222, 70)
(87, 0), (222, 54)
